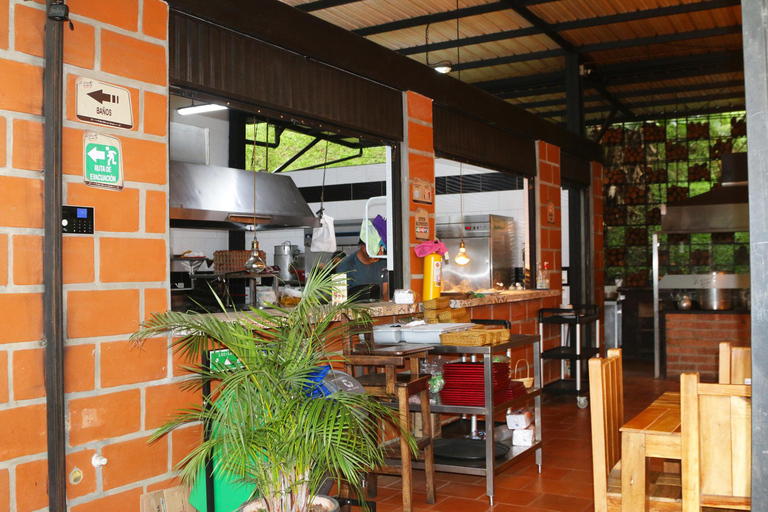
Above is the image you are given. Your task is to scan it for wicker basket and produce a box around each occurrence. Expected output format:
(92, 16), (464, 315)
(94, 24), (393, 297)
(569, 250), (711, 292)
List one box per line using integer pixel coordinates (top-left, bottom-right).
(440, 328), (494, 346)
(437, 307), (467, 323)
(213, 250), (266, 274)
(424, 308), (450, 320)
(423, 296), (451, 310)
(476, 325), (511, 342)
(512, 359), (534, 388)
(213, 250), (249, 274)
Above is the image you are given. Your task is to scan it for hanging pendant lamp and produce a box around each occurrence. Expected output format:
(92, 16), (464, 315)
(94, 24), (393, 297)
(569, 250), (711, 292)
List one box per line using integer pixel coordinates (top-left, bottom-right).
(244, 121), (268, 273)
(453, 2), (470, 267)
(454, 163), (470, 267)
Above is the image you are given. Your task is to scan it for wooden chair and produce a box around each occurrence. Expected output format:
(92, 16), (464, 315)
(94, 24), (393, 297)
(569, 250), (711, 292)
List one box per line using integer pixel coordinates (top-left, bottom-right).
(589, 349), (682, 512)
(718, 342), (751, 385)
(680, 372), (751, 511)
(342, 327), (436, 512)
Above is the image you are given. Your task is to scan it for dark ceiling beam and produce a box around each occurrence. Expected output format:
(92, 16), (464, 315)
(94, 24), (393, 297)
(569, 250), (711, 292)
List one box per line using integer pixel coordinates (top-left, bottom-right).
(593, 50), (743, 85)
(453, 25), (742, 71)
(541, 91), (745, 118)
(497, 84), (565, 99)
(400, 26), (540, 56)
(399, 0), (739, 56)
(612, 79), (744, 98)
(591, 82), (635, 119)
(166, 0), (603, 161)
(352, 0), (556, 37)
(499, 0), (574, 50)
(354, 3), (509, 37)
(297, 0), (363, 12)
(515, 79), (745, 109)
(474, 50), (743, 95)
(585, 104), (746, 125)
(475, 70), (565, 95)
(497, 2), (594, 133)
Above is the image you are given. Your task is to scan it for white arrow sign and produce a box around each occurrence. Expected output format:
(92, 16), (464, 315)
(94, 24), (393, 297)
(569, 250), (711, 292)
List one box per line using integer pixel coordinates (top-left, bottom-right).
(88, 146), (106, 162)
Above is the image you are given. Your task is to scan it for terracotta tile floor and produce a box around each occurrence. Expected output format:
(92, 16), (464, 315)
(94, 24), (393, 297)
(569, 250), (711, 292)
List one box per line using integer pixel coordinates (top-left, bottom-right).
(368, 362), (677, 512)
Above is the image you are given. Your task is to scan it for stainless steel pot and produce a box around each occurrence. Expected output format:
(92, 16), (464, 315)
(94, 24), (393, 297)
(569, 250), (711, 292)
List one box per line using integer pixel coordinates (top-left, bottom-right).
(697, 288), (733, 311)
(274, 241), (300, 281)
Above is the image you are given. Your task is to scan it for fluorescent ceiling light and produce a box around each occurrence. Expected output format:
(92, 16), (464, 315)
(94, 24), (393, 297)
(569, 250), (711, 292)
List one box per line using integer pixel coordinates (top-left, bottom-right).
(434, 64), (452, 74)
(177, 103), (228, 116)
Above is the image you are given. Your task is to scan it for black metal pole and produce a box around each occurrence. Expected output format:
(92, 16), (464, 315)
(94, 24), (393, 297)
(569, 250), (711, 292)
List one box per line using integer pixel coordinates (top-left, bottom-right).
(43, 1), (66, 511)
(565, 53), (584, 136)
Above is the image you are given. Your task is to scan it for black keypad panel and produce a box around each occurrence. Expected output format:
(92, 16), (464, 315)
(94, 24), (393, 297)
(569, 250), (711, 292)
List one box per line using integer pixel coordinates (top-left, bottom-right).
(62, 205), (94, 234)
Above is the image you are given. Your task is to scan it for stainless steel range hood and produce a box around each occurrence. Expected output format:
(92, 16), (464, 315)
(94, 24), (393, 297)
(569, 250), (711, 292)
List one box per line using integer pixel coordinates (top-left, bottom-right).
(661, 153), (749, 234)
(170, 161), (319, 230)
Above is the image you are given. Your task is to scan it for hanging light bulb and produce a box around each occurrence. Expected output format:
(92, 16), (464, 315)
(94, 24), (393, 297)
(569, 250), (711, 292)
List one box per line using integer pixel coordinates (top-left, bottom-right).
(452, 0), (469, 268)
(455, 240), (470, 266)
(244, 239), (266, 273)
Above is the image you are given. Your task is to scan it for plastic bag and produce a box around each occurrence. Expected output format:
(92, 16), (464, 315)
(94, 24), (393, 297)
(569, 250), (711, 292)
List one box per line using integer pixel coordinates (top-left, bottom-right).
(311, 215), (336, 253)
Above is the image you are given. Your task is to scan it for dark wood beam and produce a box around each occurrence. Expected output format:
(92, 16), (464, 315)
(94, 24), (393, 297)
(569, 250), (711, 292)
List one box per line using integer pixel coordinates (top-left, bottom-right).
(399, 0), (739, 56)
(297, 0), (363, 12)
(166, 0), (603, 161)
(542, 91), (745, 118)
(475, 50), (743, 94)
(497, 84), (565, 99)
(590, 82), (635, 120)
(514, 80), (745, 109)
(352, 0), (556, 37)
(499, 0), (574, 50)
(585, 104), (746, 125)
(454, 25), (742, 71)
(594, 108), (619, 142)
(355, 3), (509, 37)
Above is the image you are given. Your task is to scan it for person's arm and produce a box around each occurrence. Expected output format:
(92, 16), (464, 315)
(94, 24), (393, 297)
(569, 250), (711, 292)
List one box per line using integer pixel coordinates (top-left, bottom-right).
(380, 261), (389, 301)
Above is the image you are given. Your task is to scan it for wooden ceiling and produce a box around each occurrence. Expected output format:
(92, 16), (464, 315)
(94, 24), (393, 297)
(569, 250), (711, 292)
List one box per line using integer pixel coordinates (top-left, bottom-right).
(279, 0), (744, 130)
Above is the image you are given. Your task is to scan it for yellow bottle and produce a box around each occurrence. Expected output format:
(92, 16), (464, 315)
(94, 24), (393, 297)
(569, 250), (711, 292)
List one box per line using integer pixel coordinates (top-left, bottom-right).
(422, 253), (442, 301)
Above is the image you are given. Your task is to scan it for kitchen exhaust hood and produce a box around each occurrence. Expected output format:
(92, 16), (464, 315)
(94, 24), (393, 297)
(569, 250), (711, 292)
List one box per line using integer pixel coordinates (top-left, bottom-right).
(661, 153), (749, 234)
(170, 161), (320, 230)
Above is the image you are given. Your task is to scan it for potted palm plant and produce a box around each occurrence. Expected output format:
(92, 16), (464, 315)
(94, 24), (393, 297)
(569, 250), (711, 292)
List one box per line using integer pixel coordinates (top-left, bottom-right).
(131, 265), (411, 512)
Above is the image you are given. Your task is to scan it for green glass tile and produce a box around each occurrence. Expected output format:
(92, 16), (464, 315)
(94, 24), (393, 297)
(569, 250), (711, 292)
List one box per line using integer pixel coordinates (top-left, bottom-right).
(691, 233), (711, 244)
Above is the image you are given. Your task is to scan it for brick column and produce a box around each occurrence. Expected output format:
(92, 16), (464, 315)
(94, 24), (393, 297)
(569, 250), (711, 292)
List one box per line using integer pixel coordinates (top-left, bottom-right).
(403, 91), (435, 301)
(536, 141), (563, 295)
(0, 1), (183, 510)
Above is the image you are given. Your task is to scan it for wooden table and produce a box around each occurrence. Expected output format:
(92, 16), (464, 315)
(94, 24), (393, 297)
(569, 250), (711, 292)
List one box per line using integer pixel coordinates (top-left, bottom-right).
(619, 392), (681, 511)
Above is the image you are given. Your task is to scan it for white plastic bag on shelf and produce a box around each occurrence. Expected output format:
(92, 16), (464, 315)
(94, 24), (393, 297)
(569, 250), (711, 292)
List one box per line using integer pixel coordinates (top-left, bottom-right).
(310, 215), (336, 253)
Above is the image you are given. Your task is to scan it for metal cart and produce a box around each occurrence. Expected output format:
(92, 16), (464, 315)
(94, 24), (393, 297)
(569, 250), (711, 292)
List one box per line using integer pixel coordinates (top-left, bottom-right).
(407, 334), (543, 505)
(538, 306), (600, 409)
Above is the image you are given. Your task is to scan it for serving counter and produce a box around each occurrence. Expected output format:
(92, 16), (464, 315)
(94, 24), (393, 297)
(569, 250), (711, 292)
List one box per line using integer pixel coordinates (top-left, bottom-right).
(207, 289), (561, 322)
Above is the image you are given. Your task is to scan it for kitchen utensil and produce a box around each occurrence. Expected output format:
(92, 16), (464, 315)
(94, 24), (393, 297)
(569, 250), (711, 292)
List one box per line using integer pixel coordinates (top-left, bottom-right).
(274, 241), (300, 281)
(698, 288), (733, 310)
(677, 295), (692, 310)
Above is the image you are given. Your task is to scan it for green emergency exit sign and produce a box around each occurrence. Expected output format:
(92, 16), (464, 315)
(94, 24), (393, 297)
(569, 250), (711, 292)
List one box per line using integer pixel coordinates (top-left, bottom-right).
(83, 131), (123, 191)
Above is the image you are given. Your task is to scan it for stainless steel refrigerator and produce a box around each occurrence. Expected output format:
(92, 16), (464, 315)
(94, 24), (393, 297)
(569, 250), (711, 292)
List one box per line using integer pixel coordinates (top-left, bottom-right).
(436, 214), (515, 292)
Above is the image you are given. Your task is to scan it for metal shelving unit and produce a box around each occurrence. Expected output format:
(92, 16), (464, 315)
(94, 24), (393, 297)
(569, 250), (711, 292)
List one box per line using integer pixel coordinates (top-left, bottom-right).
(406, 335), (542, 505)
(538, 306), (600, 408)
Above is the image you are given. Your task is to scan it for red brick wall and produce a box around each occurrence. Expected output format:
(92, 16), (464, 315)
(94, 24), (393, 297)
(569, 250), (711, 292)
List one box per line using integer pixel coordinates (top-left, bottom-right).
(404, 91), (435, 301)
(536, 141), (562, 294)
(0, 1), (184, 510)
(666, 313), (751, 382)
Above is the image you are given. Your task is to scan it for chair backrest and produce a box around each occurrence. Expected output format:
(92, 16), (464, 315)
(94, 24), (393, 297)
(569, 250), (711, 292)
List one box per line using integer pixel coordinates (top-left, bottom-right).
(718, 342), (751, 385)
(589, 348), (624, 512)
(681, 372), (751, 511)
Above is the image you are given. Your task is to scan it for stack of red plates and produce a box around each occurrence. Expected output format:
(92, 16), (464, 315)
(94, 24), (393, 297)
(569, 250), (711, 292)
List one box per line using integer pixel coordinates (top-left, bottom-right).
(440, 362), (526, 406)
